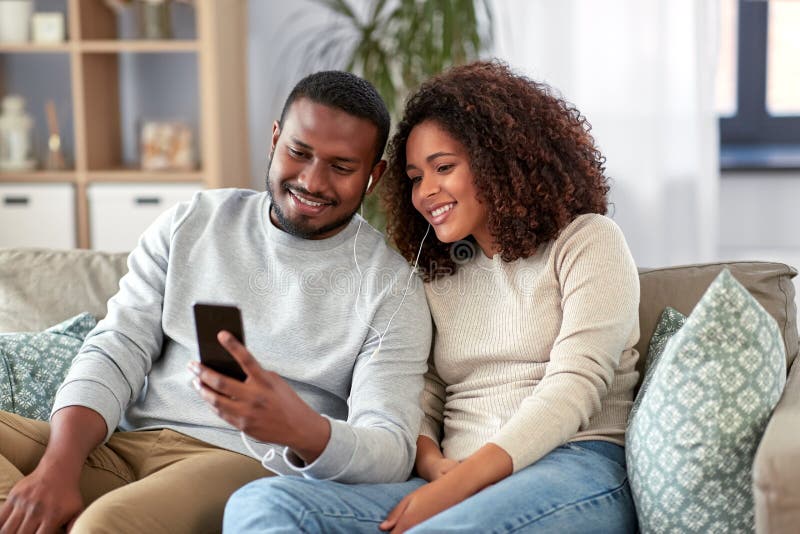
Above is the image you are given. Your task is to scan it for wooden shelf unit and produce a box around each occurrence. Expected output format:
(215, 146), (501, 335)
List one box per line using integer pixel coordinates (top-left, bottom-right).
(0, 44), (72, 53)
(0, 0), (250, 248)
(86, 170), (204, 183)
(80, 40), (199, 53)
(0, 171), (77, 183)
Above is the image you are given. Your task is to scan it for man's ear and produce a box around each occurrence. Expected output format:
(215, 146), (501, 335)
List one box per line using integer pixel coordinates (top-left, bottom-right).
(366, 160), (387, 194)
(270, 120), (281, 153)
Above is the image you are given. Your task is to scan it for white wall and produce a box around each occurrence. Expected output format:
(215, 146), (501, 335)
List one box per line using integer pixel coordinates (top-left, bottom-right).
(720, 171), (800, 309)
(247, 0), (344, 190)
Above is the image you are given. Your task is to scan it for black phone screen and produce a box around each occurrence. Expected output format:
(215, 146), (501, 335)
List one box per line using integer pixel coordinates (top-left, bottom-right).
(193, 303), (247, 381)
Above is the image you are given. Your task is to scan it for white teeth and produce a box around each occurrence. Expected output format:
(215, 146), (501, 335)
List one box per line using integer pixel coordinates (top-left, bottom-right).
(293, 192), (324, 207)
(431, 204), (454, 217)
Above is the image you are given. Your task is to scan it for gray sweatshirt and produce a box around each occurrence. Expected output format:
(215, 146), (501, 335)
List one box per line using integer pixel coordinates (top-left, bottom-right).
(52, 189), (432, 482)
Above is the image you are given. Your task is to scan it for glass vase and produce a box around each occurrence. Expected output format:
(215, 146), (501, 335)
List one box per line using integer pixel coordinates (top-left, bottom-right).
(137, 0), (172, 40)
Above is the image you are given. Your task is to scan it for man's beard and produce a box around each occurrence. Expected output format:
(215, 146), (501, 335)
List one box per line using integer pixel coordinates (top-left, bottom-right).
(264, 155), (365, 239)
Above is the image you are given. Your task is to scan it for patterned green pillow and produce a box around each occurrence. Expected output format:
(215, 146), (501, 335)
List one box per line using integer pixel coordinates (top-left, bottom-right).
(630, 306), (688, 421)
(626, 269), (786, 533)
(0, 313), (96, 420)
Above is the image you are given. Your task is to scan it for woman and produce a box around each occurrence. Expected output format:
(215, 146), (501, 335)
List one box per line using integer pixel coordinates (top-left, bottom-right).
(224, 61), (640, 533)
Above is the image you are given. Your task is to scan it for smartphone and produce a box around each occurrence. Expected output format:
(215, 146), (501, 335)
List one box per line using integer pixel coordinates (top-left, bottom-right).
(193, 303), (247, 381)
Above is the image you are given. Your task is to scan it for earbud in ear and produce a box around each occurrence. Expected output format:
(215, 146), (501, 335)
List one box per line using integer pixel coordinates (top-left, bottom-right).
(367, 175), (374, 190)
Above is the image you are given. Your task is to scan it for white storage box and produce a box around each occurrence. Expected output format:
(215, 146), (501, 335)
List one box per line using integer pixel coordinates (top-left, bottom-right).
(88, 183), (201, 252)
(0, 183), (76, 249)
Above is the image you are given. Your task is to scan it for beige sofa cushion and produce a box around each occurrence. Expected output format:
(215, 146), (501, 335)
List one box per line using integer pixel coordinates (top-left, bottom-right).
(637, 261), (798, 374)
(0, 248), (129, 333)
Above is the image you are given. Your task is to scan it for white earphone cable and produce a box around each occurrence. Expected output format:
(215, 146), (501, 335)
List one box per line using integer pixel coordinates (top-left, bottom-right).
(242, 178), (430, 471)
(353, 208), (430, 353)
(241, 430), (278, 471)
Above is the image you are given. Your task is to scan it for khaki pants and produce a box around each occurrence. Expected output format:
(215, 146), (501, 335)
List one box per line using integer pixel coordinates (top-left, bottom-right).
(0, 411), (271, 534)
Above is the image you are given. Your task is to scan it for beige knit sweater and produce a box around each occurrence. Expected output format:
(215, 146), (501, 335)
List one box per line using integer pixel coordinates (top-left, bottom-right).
(420, 213), (640, 472)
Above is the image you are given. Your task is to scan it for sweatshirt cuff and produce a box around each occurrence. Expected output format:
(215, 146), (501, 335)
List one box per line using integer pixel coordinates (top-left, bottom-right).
(282, 416), (356, 480)
(51, 380), (122, 442)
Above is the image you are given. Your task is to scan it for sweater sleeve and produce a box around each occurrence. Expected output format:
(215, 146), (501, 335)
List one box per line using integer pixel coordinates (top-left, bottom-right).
(488, 215), (640, 472)
(418, 345), (447, 445)
(50, 200), (193, 441)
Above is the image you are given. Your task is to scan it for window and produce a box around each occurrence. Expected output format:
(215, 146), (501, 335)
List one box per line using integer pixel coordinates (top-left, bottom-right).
(715, 0), (738, 118)
(719, 0), (800, 168)
(767, 0), (800, 115)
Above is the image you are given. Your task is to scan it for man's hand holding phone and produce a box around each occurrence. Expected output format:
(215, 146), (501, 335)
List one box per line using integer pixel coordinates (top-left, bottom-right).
(193, 303), (248, 381)
(190, 312), (331, 464)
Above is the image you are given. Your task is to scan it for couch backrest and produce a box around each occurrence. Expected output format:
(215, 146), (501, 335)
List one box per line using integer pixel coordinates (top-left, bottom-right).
(0, 248), (129, 333)
(637, 261), (798, 375)
(2, 249), (797, 379)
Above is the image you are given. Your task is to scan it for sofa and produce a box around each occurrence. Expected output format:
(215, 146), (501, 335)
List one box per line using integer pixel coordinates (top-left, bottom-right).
(0, 247), (798, 532)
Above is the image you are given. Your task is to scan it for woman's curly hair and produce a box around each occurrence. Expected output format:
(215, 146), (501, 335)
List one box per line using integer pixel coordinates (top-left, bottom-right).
(381, 60), (610, 281)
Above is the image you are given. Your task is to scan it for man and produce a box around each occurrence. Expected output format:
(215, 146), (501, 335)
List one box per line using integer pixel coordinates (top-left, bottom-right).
(0, 71), (431, 534)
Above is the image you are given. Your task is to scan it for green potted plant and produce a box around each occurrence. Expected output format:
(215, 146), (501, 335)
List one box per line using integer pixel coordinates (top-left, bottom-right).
(300, 0), (494, 229)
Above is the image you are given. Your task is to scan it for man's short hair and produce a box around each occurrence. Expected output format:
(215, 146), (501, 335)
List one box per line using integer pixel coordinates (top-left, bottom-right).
(279, 71), (391, 165)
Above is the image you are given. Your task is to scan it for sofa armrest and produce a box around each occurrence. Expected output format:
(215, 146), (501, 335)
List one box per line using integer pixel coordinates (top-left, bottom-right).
(754, 357), (800, 534)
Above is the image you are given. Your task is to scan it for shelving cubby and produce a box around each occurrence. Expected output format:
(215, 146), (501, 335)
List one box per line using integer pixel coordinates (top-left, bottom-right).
(0, 0), (249, 250)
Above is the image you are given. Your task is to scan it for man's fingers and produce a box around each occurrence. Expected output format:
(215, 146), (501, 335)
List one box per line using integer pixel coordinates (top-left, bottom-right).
(17, 511), (41, 534)
(195, 377), (269, 435)
(1, 506), (26, 534)
(217, 331), (265, 378)
(33, 516), (59, 534)
(0, 501), (12, 530)
(196, 379), (243, 425)
(194, 364), (244, 398)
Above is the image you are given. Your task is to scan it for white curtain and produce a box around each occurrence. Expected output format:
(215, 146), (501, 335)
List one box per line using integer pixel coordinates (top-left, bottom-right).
(491, 0), (720, 268)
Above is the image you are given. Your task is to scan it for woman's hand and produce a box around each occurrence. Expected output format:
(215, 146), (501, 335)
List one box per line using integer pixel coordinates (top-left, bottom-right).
(418, 457), (458, 482)
(380, 474), (470, 533)
(384, 442), (514, 532)
(414, 436), (458, 482)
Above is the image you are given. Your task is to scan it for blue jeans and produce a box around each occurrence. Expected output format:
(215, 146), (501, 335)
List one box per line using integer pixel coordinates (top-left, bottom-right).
(223, 441), (637, 533)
